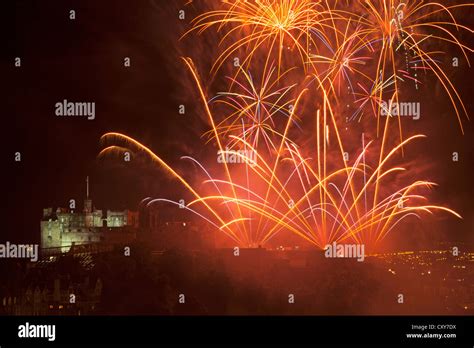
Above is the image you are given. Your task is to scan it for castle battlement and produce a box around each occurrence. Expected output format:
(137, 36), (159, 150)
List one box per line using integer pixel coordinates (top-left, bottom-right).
(40, 177), (138, 255)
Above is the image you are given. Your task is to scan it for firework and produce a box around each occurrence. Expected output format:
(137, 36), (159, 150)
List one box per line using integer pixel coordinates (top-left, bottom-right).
(183, 0), (333, 77)
(99, 58), (460, 251)
(205, 64), (298, 153)
(98, 1), (470, 251)
(184, 0), (473, 134)
(348, 0), (473, 133)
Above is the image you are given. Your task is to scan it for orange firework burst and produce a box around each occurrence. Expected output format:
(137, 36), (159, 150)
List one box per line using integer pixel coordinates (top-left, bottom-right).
(183, 0), (333, 76)
(98, 1), (471, 251)
(205, 64), (298, 153)
(99, 57), (461, 251)
(350, 0), (473, 134)
(183, 0), (473, 135)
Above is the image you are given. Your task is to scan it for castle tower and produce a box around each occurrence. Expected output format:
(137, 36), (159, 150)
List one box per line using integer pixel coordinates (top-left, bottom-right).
(84, 176), (93, 228)
(84, 176), (92, 214)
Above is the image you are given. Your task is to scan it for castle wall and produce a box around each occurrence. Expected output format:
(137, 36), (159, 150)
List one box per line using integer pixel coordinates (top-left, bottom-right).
(41, 219), (103, 254)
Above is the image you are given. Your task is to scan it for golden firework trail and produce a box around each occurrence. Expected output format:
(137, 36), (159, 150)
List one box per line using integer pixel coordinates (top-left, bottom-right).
(182, 0), (335, 77)
(98, 1), (470, 251)
(183, 0), (473, 135)
(204, 64), (298, 153)
(99, 57), (461, 250)
(350, 0), (473, 139)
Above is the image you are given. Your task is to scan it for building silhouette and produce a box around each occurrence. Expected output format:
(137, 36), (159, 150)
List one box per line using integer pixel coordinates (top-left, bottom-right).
(40, 177), (138, 254)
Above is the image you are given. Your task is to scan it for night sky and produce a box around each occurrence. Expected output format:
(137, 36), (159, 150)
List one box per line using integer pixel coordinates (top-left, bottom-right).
(5, 0), (474, 248)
